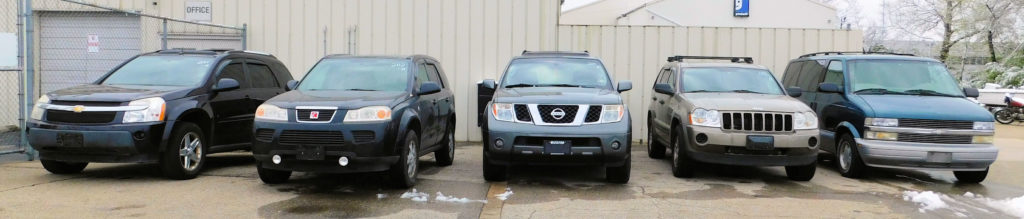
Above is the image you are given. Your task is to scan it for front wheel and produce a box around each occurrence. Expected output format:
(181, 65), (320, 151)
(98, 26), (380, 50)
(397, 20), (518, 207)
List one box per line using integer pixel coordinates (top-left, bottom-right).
(160, 122), (207, 180)
(995, 109), (1015, 124)
(388, 130), (419, 188)
(785, 160), (817, 181)
(482, 147), (508, 182)
(671, 126), (695, 178)
(435, 123), (455, 166)
(606, 155), (631, 183)
(40, 159), (88, 174)
(647, 122), (666, 159)
(836, 134), (866, 178)
(954, 168), (988, 183)
(257, 164), (292, 184)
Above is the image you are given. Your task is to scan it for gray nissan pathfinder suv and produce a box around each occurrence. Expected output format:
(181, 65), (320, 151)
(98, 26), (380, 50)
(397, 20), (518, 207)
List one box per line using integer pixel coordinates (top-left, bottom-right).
(479, 51), (633, 183)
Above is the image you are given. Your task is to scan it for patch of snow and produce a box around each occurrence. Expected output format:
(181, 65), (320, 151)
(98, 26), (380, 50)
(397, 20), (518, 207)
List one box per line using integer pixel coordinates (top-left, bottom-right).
(954, 212), (967, 217)
(978, 195), (1024, 218)
(963, 192), (976, 199)
(400, 189), (430, 202)
(435, 192), (487, 203)
(903, 191), (949, 212)
(377, 193), (388, 199)
(495, 187), (514, 201)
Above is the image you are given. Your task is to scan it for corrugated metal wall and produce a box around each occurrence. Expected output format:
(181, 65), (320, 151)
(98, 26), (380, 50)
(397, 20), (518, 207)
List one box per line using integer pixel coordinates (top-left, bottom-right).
(556, 25), (864, 141)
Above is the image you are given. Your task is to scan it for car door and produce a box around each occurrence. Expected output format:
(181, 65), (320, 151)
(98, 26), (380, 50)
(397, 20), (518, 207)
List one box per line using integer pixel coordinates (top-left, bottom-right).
(414, 62), (440, 146)
(650, 68), (671, 143)
(815, 60), (847, 152)
(426, 62), (453, 141)
(208, 59), (253, 146)
(796, 60), (827, 110)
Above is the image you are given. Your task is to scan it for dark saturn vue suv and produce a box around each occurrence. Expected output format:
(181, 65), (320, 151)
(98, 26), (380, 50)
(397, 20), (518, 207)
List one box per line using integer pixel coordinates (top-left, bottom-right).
(479, 51), (633, 183)
(252, 55), (455, 188)
(28, 49), (293, 179)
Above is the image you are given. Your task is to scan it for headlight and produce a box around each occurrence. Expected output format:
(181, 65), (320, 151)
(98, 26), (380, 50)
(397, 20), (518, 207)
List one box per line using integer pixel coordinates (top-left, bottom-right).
(30, 95), (50, 120)
(598, 105), (624, 123)
(491, 103), (515, 122)
(972, 135), (994, 144)
(123, 97), (166, 123)
(793, 111), (818, 130)
(865, 131), (898, 141)
(865, 118), (898, 127)
(689, 108), (721, 127)
(344, 106), (392, 123)
(973, 122), (995, 130)
(255, 104), (288, 121)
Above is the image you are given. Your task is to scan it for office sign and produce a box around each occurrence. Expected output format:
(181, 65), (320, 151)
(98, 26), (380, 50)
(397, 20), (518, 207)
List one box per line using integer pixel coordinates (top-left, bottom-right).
(734, 0), (750, 17)
(185, 1), (212, 22)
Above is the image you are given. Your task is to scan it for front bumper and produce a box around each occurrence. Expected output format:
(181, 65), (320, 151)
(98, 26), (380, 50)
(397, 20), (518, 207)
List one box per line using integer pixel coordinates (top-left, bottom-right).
(27, 121), (166, 163)
(252, 120), (401, 173)
(683, 126), (820, 166)
(856, 139), (998, 171)
(484, 120), (631, 167)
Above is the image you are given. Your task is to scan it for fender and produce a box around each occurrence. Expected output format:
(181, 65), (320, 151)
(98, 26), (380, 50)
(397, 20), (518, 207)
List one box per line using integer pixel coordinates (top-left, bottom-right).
(820, 121), (861, 153)
(395, 100), (421, 155)
(158, 96), (212, 152)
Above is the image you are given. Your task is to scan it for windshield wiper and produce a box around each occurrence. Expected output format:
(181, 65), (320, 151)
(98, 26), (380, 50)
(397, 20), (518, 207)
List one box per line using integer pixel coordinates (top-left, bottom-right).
(536, 84), (584, 88)
(344, 88), (379, 91)
(729, 89), (764, 94)
(905, 89), (960, 97)
(853, 88), (907, 95)
(686, 90), (717, 93)
(504, 83), (536, 88)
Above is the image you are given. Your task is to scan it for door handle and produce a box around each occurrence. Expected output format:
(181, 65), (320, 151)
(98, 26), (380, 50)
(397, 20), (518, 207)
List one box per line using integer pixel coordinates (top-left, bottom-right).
(659, 100), (665, 104)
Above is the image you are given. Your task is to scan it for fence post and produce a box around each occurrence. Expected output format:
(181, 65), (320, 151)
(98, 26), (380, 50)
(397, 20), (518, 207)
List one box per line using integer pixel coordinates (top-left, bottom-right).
(161, 18), (168, 50)
(241, 23), (247, 50)
(23, 0), (36, 160)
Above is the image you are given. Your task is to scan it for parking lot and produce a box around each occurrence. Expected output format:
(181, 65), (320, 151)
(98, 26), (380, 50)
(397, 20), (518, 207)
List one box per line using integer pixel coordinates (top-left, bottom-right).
(0, 124), (1021, 218)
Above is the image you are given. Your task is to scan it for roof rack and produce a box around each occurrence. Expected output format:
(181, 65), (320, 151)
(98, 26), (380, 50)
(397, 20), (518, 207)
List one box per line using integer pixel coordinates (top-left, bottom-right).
(798, 51), (915, 58)
(227, 50), (274, 57)
(667, 56), (753, 64)
(157, 48), (216, 55)
(521, 50), (590, 57)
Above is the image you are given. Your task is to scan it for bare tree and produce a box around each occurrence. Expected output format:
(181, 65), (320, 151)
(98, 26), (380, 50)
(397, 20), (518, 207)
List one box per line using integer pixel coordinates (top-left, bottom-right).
(888, 0), (980, 63)
(974, 0), (1022, 62)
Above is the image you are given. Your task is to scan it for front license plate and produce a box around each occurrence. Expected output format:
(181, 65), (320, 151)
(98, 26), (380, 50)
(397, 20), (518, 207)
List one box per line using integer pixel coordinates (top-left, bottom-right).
(296, 146), (325, 160)
(544, 140), (572, 155)
(56, 133), (84, 147)
(746, 135), (774, 150)
(926, 152), (953, 163)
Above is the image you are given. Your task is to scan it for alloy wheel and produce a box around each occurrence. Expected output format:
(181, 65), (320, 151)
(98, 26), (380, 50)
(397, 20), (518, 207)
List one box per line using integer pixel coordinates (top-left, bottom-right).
(448, 129), (455, 160)
(178, 132), (202, 171)
(407, 140), (417, 178)
(839, 140), (852, 172)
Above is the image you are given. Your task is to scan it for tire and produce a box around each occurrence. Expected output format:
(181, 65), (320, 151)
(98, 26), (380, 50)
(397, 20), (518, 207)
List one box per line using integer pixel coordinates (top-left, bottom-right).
(995, 109), (1015, 124)
(160, 122), (207, 180)
(435, 122), (455, 166)
(785, 160), (817, 181)
(482, 145), (508, 182)
(671, 125), (695, 178)
(954, 168), (988, 183)
(606, 155), (631, 183)
(40, 159), (88, 174)
(389, 130), (419, 188)
(836, 133), (867, 178)
(647, 121), (666, 159)
(256, 163), (291, 184)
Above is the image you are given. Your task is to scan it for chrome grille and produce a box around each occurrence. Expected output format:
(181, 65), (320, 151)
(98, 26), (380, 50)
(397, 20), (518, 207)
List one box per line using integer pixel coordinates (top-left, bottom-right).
(721, 112), (793, 132)
(898, 133), (972, 144)
(537, 105), (579, 124)
(899, 119), (973, 130)
(514, 104), (532, 122)
(297, 109), (336, 122)
(279, 130), (345, 146)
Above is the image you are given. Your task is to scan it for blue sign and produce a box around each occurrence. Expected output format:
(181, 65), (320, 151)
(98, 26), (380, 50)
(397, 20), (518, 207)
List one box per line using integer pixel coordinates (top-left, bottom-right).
(734, 0), (750, 17)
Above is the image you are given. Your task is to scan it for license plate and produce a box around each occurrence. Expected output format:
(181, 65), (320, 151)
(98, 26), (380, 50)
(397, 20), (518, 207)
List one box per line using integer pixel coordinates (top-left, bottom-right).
(926, 152), (952, 163)
(56, 133), (84, 147)
(296, 146), (325, 160)
(746, 135), (774, 150)
(544, 140), (572, 155)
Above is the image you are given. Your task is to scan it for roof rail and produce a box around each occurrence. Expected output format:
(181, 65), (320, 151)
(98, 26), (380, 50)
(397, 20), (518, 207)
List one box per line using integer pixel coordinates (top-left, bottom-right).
(227, 50), (274, 57)
(798, 51), (915, 58)
(521, 50), (590, 57)
(157, 49), (216, 55)
(667, 56), (753, 64)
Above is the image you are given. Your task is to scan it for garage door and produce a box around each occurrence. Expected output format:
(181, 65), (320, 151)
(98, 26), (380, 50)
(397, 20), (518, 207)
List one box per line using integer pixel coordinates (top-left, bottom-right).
(39, 12), (141, 94)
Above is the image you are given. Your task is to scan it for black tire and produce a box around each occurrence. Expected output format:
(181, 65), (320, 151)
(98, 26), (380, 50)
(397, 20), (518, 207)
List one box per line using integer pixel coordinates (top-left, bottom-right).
(256, 163), (291, 184)
(785, 160), (817, 181)
(836, 133), (867, 178)
(671, 125), (695, 178)
(40, 159), (88, 174)
(995, 109), (1015, 124)
(435, 122), (455, 166)
(954, 168), (988, 183)
(647, 121), (666, 159)
(389, 130), (419, 188)
(606, 155), (631, 183)
(482, 145), (508, 182)
(160, 122), (207, 180)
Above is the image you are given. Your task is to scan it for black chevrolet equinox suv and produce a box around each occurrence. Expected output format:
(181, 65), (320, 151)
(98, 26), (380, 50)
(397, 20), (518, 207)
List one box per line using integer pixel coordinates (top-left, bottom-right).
(28, 49), (293, 179)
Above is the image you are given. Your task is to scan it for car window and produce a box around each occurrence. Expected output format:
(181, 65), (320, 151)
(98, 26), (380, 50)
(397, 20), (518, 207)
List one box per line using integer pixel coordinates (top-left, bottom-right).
(655, 69), (668, 85)
(416, 63), (430, 87)
(216, 60), (250, 89)
(667, 69), (677, 90)
(681, 67), (784, 95)
(248, 62), (278, 88)
(501, 58), (613, 89)
(782, 61), (804, 87)
(101, 56), (215, 87)
(297, 58), (410, 92)
(823, 60), (844, 87)
(426, 63), (445, 88)
(797, 60), (827, 90)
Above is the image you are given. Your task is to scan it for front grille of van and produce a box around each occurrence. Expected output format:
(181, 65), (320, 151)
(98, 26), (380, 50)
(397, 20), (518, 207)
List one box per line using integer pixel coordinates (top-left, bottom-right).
(899, 119), (973, 130)
(721, 112), (793, 132)
(898, 133), (972, 144)
(45, 110), (116, 124)
(537, 105), (579, 124)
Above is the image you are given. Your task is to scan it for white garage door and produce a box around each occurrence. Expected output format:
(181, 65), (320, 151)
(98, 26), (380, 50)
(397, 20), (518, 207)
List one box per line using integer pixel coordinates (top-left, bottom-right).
(39, 12), (141, 94)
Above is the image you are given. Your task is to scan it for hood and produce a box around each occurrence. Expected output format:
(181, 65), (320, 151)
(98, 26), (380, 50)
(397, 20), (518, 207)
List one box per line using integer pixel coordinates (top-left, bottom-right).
(684, 93), (812, 112)
(47, 84), (192, 103)
(855, 95), (994, 121)
(266, 90), (410, 109)
(492, 87), (622, 105)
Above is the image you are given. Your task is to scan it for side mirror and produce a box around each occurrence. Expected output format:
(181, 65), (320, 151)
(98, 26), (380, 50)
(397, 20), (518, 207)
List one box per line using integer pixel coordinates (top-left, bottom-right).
(617, 80), (633, 92)
(653, 83), (673, 94)
(212, 78), (240, 92)
(786, 87), (803, 98)
(818, 82), (842, 93)
(963, 87), (979, 98)
(418, 82), (442, 95)
(286, 80), (299, 91)
(481, 79), (496, 90)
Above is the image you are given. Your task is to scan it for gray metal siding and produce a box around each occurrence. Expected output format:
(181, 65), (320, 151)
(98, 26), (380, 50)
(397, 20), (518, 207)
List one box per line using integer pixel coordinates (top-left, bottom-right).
(38, 12), (141, 94)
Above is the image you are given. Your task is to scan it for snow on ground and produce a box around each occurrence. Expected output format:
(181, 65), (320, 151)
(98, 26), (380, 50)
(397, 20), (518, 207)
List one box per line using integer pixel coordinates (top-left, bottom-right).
(400, 189), (430, 202)
(903, 191), (949, 213)
(495, 187), (514, 201)
(435, 192), (487, 203)
(963, 192), (1024, 218)
(377, 193), (388, 199)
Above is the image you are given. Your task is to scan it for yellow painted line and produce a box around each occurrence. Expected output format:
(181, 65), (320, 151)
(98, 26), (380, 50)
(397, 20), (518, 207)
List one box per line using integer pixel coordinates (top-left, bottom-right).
(479, 181), (507, 219)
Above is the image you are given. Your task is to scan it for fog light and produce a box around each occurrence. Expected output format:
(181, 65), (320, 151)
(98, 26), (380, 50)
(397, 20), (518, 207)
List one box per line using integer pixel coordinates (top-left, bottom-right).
(272, 155), (282, 164)
(972, 135), (994, 144)
(495, 139), (504, 149)
(865, 131), (898, 141)
(808, 137), (818, 147)
(338, 156), (349, 166)
(611, 141), (621, 150)
(695, 133), (709, 144)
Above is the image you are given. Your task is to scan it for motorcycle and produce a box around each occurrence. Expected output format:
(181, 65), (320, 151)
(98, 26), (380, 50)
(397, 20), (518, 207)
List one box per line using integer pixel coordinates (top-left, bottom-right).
(995, 93), (1024, 124)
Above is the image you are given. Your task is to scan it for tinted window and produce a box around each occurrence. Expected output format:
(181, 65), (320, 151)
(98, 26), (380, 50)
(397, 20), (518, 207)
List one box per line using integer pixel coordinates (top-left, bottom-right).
(297, 58), (410, 92)
(682, 68), (784, 95)
(101, 56), (215, 87)
(797, 61), (827, 90)
(416, 64), (430, 86)
(655, 69), (669, 84)
(849, 60), (963, 97)
(502, 58), (612, 89)
(248, 63), (278, 88)
(782, 61), (804, 87)
(823, 60), (844, 86)
(426, 64), (445, 88)
(216, 61), (249, 89)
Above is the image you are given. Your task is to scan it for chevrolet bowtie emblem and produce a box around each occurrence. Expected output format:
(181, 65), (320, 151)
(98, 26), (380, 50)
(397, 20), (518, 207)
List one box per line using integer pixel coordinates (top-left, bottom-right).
(72, 105), (85, 113)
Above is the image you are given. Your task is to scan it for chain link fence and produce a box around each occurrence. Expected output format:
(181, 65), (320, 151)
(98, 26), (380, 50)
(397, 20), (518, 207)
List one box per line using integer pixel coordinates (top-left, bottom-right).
(0, 0), (26, 156)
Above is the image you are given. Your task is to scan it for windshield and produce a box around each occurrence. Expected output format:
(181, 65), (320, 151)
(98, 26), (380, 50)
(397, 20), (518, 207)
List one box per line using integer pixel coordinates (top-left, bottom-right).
(849, 60), (963, 97)
(297, 58), (410, 91)
(501, 58), (612, 89)
(682, 68), (784, 95)
(100, 56), (214, 87)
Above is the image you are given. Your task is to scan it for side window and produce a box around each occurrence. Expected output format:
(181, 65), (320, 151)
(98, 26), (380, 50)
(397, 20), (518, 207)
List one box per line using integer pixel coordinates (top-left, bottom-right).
(823, 60), (844, 86)
(667, 69), (677, 90)
(216, 60), (249, 89)
(782, 61), (804, 87)
(797, 60), (827, 90)
(416, 63), (430, 87)
(655, 69), (669, 85)
(425, 64), (445, 88)
(248, 62), (279, 88)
